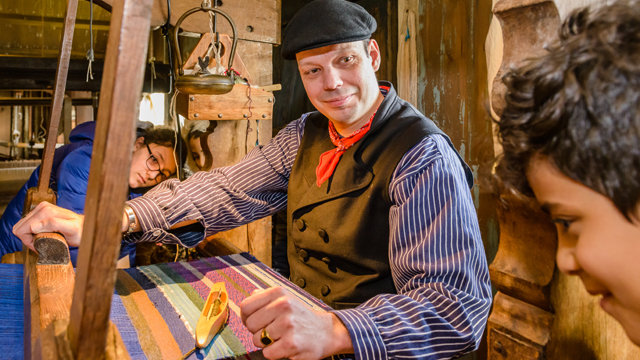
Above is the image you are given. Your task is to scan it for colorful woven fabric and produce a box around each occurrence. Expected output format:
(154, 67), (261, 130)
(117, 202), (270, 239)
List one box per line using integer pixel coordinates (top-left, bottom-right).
(111, 253), (330, 360)
(0, 264), (23, 360)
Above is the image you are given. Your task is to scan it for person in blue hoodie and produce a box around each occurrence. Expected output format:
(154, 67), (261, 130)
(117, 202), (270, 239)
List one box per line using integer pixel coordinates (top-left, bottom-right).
(0, 121), (187, 266)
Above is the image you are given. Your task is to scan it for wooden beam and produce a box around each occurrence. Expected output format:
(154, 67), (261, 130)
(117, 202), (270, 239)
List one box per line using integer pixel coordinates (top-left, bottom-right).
(67, 0), (154, 358)
(489, 194), (557, 311)
(100, 0), (280, 44)
(176, 84), (274, 121)
(490, 0), (560, 118)
(22, 242), (75, 359)
(38, 0), (78, 194)
(20, 1), (80, 355)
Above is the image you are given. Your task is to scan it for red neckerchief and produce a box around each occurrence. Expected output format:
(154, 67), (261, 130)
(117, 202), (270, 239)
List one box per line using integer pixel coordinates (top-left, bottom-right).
(315, 109), (377, 187)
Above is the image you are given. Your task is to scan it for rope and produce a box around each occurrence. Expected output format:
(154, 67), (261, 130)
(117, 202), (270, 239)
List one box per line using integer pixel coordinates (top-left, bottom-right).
(169, 90), (180, 180)
(208, 12), (223, 75)
(86, 0), (94, 81)
(161, 0), (174, 93)
(244, 82), (254, 154)
(38, 108), (46, 142)
(148, 31), (156, 92)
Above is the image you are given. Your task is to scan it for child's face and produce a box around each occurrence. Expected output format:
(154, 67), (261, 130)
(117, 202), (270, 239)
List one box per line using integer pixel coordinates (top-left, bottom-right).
(527, 156), (640, 345)
(189, 136), (207, 170)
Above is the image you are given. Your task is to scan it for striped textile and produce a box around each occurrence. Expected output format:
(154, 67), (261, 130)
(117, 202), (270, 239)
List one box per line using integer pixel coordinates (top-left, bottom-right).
(125, 84), (492, 359)
(0, 264), (23, 360)
(111, 253), (330, 360)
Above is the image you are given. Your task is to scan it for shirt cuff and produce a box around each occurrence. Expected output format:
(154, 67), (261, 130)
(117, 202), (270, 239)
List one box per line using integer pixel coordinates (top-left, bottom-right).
(126, 196), (179, 245)
(332, 308), (387, 360)
(127, 196), (169, 231)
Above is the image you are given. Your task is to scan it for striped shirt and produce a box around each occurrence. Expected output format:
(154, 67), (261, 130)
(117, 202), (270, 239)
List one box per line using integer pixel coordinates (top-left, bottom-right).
(126, 114), (492, 360)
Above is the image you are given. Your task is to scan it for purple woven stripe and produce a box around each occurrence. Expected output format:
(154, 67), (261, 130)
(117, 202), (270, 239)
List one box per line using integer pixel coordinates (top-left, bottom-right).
(203, 257), (264, 293)
(123, 268), (194, 354)
(166, 262), (211, 300)
(110, 290), (147, 360)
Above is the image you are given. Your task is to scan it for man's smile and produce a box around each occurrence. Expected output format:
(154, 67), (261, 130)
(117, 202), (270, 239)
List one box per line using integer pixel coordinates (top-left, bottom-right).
(323, 94), (354, 107)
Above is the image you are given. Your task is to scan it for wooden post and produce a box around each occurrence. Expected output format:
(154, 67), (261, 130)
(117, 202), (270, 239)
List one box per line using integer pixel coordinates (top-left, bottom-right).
(22, 1), (79, 357)
(486, 2), (561, 358)
(38, 0), (78, 194)
(67, 0), (154, 358)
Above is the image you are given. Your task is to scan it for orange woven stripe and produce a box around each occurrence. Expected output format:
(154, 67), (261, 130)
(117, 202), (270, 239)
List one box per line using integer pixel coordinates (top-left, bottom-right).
(117, 270), (183, 359)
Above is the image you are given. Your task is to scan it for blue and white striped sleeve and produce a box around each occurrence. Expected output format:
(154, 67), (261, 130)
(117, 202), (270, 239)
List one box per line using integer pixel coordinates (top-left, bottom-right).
(125, 116), (307, 247)
(332, 135), (493, 360)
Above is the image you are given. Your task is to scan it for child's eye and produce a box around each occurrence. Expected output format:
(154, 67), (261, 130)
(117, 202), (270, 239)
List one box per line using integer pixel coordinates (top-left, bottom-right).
(305, 68), (320, 75)
(553, 218), (573, 231)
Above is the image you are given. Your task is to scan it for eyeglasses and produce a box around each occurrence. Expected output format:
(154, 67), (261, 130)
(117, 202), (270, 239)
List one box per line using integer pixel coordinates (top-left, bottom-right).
(146, 144), (171, 183)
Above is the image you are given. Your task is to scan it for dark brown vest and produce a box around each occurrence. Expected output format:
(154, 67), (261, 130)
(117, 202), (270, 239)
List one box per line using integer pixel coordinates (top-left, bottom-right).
(287, 82), (471, 309)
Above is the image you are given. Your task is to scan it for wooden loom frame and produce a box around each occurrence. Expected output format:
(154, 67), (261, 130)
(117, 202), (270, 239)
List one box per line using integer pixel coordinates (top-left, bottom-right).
(21, 1), (249, 358)
(23, 0), (154, 358)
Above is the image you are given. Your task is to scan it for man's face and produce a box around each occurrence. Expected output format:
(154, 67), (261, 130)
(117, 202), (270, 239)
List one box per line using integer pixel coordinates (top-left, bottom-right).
(527, 156), (640, 345)
(296, 40), (382, 134)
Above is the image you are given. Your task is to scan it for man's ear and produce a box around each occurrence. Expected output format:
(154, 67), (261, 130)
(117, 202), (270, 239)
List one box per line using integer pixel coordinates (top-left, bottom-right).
(368, 39), (381, 72)
(134, 136), (145, 150)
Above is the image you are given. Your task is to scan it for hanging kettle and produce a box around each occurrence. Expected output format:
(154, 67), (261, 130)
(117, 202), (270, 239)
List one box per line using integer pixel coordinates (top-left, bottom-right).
(172, 3), (238, 95)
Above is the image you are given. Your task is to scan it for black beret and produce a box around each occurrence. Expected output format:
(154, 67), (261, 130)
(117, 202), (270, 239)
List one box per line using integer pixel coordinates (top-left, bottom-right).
(282, 0), (377, 60)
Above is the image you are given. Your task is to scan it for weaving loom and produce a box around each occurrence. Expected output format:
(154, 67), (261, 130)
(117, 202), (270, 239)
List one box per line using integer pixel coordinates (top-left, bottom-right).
(0, 254), (329, 360)
(1, 1), (287, 358)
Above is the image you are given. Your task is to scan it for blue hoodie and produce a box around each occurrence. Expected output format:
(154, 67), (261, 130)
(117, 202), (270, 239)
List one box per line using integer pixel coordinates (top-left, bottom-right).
(0, 121), (139, 266)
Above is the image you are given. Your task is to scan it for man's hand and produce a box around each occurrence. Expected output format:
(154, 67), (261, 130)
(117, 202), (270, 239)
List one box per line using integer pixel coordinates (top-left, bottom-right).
(13, 202), (84, 251)
(240, 287), (354, 360)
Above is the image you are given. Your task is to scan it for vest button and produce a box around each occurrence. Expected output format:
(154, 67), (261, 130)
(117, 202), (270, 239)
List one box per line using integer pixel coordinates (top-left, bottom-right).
(318, 229), (327, 241)
(321, 257), (331, 265)
(299, 249), (308, 262)
(296, 278), (306, 288)
(321, 285), (330, 296)
(296, 219), (306, 231)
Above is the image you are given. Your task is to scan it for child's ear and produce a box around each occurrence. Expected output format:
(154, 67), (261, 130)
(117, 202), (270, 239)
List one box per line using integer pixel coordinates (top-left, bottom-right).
(133, 137), (145, 150)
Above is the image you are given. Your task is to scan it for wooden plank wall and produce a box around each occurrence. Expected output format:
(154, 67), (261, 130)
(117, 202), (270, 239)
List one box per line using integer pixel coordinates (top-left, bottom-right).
(413, 1), (495, 359)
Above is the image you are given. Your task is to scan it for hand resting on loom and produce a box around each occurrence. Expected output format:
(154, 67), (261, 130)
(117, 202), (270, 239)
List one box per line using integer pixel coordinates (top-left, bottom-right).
(12, 201), (197, 251)
(241, 286), (353, 359)
(13, 201), (84, 251)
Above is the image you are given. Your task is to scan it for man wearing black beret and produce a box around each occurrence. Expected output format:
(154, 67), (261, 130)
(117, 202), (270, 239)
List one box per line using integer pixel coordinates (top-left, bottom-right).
(14, 0), (492, 358)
